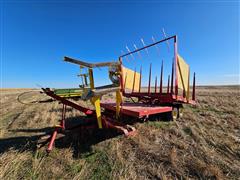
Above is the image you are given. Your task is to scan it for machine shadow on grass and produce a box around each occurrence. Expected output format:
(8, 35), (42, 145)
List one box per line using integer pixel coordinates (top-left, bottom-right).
(0, 127), (53, 154)
(54, 115), (121, 158)
(0, 115), (121, 158)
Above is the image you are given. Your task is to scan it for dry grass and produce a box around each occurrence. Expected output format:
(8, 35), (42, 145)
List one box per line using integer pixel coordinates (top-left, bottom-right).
(0, 86), (240, 179)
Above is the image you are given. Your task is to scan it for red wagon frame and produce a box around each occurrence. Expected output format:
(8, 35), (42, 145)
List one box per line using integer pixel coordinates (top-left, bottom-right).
(41, 35), (196, 152)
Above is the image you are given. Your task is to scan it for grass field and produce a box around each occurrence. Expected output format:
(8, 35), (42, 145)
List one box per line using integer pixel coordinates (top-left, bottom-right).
(0, 86), (239, 179)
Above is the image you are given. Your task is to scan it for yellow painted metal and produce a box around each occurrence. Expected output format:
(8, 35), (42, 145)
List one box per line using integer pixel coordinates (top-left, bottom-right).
(177, 55), (189, 93)
(57, 92), (82, 98)
(88, 68), (94, 89)
(91, 96), (102, 128)
(122, 66), (140, 91)
(116, 90), (122, 118)
(186, 67), (190, 101)
(88, 68), (102, 128)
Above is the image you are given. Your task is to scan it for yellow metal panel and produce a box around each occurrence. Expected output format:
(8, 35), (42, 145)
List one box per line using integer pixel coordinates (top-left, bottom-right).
(177, 55), (189, 92)
(186, 67), (190, 101)
(116, 90), (122, 118)
(91, 96), (102, 128)
(122, 66), (140, 91)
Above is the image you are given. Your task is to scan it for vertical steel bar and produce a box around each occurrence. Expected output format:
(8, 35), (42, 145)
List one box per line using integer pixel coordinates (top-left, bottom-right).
(47, 130), (58, 152)
(84, 75), (88, 86)
(170, 59), (174, 94)
(155, 76), (157, 93)
(118, 57), (124, 118)
(159, 60), (163, 94)
(88, 68), (94, 89)
(139, 65), (142, 93)
(148, 63), (152, 94)
(174, 36), (178, 98)
(192, 72), (196, 100)
(132, 68), (136, 93)
(119, 57), (125, 95)
(167, 75), (170, 93)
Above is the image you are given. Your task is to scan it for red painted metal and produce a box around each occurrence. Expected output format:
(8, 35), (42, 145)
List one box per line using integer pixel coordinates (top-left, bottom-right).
(148, 63), (152, 94)
(42, 35), (197, 152)
(47, 129), (57, 152)
(101, 102), (172, 118)
(171, 59), (174, 94)
(102, 116), (137, 136)
(42, 88), (94, 115)
(124, 92), (173, 103)
(124, 92), (196, 105)
(159, 60), (163, 94)
(119, 35), (196, 106)
(174, 36), (178, 98)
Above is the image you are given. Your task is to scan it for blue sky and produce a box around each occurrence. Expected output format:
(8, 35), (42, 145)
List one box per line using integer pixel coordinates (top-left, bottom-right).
(1, 0), (239, 88)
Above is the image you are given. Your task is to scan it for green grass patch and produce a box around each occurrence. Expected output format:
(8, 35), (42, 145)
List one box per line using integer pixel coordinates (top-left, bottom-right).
(146, 121), (172, 129)
(85, 150), (112, 180)
(67, 162), (83, 174)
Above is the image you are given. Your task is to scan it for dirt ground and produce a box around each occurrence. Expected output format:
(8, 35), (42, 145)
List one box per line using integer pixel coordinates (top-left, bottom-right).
(0, 86), (239, 179)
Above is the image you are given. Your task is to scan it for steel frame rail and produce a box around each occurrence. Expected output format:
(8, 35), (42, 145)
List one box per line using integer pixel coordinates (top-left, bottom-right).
(118, 35), (196, 105)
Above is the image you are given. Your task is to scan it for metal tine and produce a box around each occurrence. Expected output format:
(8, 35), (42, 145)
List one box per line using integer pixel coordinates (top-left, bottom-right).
(162, 28), (170, 52)
(171, 58), (174, 94)
(152, 36), (160, 56)
(167, 75), (170, 93)
(159, 60), (163, 94)
(140, 38), (149, 55)
(132, 68), (136, 93)
(126, 45), (134, 60)
(125, 46), (137, 67)
(155, 76), (157, 93)
(148, 63), (152, 94)
(133, 44), (142, 59)
(139, 65), (142, 93)
(192, 72), (196, 100)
